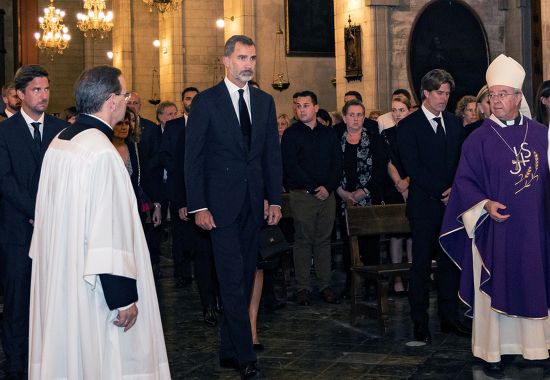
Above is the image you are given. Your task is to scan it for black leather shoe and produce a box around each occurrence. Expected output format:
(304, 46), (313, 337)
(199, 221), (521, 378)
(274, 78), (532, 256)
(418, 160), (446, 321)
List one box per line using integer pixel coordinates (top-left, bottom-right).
(441, 319), (471, 337)
(296, 289), (311, 306)
(253, 342), (264, 352)
(4, 372), (23, 380)
(203, 305), (218, 327)
(483, 361), (504, 378)
(413, 324), (432, 344)
(263, 298), (286, 313)
(219, 357), (239, 370)
(215, 296), (224, 314)
(240, 362), (262, 380)
(175, 277), (192, 288)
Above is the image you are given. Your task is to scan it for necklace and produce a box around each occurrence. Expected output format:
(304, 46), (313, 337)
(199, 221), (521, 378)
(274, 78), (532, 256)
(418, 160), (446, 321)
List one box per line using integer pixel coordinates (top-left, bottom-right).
(488, 120), (529, 159)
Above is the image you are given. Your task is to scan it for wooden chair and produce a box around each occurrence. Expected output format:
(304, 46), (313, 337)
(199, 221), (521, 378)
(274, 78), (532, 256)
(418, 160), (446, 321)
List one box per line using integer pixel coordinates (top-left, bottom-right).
(345, 203), (412, 330)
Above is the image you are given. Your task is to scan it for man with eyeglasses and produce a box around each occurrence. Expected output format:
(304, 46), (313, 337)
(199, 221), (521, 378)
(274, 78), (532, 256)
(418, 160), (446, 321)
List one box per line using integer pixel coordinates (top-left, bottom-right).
(0, 65), (67, 379)
(27, 65), (170, 379)
(281, 90), (342, 306)
(440, 55), (550, 375)
(397, 68), (468, 345)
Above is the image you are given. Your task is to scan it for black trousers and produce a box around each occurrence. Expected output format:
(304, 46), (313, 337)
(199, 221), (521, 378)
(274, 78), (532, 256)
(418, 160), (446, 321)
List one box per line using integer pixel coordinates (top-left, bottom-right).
(210, 194), (259, 365)
(408, 217), (460, 327)
(176, 210), (218, 308)
(1, 243), (31, 374)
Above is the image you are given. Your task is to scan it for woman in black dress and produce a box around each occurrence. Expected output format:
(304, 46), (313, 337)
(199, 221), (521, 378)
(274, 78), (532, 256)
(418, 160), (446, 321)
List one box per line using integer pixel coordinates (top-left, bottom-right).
(379, 95), (412, 293)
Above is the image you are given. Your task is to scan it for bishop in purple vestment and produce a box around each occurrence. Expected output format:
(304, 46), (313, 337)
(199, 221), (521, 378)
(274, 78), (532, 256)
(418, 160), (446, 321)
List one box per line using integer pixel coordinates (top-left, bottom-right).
(439, 54), (550, 371)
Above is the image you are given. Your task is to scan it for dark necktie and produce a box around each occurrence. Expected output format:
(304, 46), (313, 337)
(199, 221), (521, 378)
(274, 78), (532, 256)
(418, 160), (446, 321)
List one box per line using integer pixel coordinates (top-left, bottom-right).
(31, 122), (42, 148)
(238, 89), (252, 150)
(433, 117), (446, 145)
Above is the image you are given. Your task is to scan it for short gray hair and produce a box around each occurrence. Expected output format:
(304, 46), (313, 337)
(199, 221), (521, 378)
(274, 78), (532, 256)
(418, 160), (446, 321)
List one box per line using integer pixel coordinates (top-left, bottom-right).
(224, 35), (255, 57)
(74, 65), (121, 114)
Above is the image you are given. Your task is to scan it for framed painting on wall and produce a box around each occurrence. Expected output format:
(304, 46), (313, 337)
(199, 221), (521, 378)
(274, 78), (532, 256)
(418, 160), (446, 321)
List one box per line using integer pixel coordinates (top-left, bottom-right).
(285, 0), (335, 57)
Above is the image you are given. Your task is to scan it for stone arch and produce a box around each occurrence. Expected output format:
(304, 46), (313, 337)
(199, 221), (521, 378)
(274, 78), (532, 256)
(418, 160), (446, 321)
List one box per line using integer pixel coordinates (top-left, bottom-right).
(408, 0), (489, 112)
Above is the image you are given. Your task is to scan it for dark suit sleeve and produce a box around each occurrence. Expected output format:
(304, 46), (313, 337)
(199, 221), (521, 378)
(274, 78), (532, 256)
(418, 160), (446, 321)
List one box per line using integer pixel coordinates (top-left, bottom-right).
(173, 126), (187, 210)
(184, 93), (209, 211)
(0, 128), (36, 218)
(159, 123), (176, 175)
(396, 118), (448, 199)
(261, 97), (283, 206)
(99, 274), (138, 310)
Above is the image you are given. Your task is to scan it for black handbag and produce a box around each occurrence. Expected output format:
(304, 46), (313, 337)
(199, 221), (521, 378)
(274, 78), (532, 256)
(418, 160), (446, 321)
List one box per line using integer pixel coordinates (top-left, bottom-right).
(259, 225), (290, 261)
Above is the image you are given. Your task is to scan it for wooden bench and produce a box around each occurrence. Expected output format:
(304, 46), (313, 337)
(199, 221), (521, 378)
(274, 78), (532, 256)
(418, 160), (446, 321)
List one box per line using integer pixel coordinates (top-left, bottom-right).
(345, 203), (412, 330)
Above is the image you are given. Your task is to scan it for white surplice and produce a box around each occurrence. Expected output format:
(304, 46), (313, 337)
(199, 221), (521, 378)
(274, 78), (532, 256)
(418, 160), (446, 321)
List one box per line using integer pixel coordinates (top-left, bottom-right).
(463, 201), (550, 363)
(28, 129), (170, 379)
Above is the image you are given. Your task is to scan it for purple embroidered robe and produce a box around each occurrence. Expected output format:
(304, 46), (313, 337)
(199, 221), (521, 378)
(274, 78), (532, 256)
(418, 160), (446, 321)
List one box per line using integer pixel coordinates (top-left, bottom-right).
(440, 116), (550, 318)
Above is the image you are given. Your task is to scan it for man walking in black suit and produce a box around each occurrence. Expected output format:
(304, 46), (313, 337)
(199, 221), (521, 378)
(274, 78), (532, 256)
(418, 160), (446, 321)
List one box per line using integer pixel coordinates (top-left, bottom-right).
(397, 69), (468, 344)
(0, 65), (67, 379)
(161, 87), (199, 287)
(185, 35), (282, 379)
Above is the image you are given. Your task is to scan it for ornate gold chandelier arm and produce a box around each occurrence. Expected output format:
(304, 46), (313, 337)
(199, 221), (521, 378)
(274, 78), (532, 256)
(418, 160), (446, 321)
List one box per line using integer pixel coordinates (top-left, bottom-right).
(34, 0), (71, 59)
(77, 0), (114, 39)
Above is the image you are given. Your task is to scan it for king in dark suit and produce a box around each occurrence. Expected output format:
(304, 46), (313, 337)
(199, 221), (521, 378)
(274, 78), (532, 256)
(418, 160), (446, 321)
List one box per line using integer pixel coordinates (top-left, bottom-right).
(397, 69), (468, 344)
(0, 65), (67, 378)
(185, 35), (282, 379)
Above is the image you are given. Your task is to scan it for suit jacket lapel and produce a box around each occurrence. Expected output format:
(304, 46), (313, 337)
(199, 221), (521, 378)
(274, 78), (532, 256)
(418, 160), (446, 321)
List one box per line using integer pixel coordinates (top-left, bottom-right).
(215, 82), (245, 152)
(41, 115), (62, 153)
(250, 87), (261, 156)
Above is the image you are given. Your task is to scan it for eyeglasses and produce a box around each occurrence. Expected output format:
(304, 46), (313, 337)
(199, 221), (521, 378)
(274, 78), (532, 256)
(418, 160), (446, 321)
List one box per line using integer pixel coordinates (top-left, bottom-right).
(115, 92), (131, 102)
(488, 92), (517, 100)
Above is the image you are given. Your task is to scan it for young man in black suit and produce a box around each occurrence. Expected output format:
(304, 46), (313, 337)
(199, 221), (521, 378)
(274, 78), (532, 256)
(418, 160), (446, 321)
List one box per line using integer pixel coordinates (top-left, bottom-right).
(397, 69), (468, 344)
(0, 65), (68, 378)
(185, 35), (282, 379)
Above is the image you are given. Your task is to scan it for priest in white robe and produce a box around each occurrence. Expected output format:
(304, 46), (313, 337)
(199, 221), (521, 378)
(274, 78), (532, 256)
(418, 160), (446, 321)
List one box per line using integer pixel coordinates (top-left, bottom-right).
(28, 65), (170, 379)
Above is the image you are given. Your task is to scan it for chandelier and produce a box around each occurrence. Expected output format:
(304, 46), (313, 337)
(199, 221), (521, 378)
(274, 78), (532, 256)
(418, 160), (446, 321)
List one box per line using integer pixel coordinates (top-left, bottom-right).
(142, 0), (182, 14)
(34, 0), (71, 58)
(77, 0), (114, 39)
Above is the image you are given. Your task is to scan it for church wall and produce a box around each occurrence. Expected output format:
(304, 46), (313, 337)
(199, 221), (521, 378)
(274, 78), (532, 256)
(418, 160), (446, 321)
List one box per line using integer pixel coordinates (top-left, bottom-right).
(334, 0), (507, 115)
(180, 0), (225, 98)
(1, 0), (15, 82)
(36, 0), (88, 116)
(254, 0), (337, 116)
(542, 0), (550, 78)
(388, 0), (505, 111)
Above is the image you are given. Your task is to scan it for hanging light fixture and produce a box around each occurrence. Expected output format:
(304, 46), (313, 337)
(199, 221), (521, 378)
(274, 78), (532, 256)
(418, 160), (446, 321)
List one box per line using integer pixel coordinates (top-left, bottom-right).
(77, 0), (114, 39)
(34, 0), (71, 59)
(142, 0), (182, 14)
(271, 23), (290, 91)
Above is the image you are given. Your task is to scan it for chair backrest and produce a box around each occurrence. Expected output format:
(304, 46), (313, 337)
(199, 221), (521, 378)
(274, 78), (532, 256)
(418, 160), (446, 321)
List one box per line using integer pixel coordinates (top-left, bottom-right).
(345, 204), (410, 237)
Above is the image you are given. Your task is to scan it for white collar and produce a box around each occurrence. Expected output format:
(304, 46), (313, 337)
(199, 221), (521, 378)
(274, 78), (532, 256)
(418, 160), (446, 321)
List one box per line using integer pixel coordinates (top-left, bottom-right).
(421, 104), (442, 121)
(489, 113), (524, 128)
(224, 77), (249, 94)
(84, 113), (113, 130)
(21, 108), (44, 125)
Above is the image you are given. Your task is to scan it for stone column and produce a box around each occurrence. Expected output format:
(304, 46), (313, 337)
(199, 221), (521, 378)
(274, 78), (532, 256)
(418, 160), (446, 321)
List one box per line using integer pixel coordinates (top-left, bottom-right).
(540, 0), (550, 80)
(500, 0), (533, 106)
(158, 9), (184, 104)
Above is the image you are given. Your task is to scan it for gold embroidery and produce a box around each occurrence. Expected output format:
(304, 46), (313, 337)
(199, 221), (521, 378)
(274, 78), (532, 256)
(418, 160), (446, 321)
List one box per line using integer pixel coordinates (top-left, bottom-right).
(513, 148), (539, 195)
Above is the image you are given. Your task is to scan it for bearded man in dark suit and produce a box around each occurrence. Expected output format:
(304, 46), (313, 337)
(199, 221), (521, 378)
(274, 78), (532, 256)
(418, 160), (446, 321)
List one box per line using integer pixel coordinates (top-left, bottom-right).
(185, 35), (282, 379)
